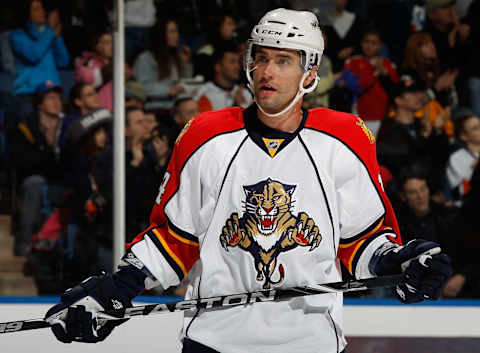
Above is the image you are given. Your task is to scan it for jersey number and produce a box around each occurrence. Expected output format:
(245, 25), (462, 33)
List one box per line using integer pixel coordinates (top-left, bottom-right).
(156, 172), (171, 205)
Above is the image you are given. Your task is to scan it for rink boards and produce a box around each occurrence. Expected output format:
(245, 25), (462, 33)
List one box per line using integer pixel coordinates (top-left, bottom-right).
(1, 297), (479, 353)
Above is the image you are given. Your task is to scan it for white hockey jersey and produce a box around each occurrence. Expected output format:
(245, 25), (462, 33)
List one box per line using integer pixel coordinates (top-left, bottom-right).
(128, 105), (401, 353)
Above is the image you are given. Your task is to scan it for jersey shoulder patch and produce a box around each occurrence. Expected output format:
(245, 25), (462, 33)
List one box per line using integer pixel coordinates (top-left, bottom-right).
(305, 108), (377, 165)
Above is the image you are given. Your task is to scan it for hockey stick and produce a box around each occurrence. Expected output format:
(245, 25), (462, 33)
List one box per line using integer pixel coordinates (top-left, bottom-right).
(0, 274), (404, 334)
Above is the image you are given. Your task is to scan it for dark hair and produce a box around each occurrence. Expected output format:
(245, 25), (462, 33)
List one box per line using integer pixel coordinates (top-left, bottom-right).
(89, 29), (112, 51)
(17, 0), (42, 27)
(454, 114), (476, 140)
(361, 27), (382, 42)
(398, 164), (430, 190)
(148, 18), (182, 80)
(125, 106), (143, 126)
(211, 41), (239, 66)
(69, 82), (89, 108)
(173, 96), (195, 113)
(207, 12), (236, 47)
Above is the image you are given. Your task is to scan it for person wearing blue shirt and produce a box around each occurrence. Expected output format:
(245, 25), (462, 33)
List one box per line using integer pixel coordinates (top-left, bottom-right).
(10, 0), (69, 118)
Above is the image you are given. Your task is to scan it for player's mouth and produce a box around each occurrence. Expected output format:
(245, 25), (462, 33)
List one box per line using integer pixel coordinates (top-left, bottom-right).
(259, 84), (277, 95)
(260, 215), (276, 231)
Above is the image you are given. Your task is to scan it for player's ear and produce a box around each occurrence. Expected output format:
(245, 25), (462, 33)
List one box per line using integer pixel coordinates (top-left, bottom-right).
(303, 66), (318, 88)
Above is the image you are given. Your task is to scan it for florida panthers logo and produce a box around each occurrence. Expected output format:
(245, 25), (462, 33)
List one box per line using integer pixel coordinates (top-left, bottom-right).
(219, 178), (322, 289)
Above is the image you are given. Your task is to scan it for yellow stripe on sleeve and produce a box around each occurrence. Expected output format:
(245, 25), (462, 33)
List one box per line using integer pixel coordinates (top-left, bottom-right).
(152, 229), (187, 276)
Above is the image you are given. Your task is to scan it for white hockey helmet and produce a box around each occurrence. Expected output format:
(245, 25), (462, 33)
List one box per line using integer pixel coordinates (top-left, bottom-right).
(245, 8), (325, 117)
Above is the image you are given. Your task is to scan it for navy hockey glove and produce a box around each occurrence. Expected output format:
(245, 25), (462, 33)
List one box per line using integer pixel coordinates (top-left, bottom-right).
(45, 267), (145, 343)
(373, 240), (452, 304)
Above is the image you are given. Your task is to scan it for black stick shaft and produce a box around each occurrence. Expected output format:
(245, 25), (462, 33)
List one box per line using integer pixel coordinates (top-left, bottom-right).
(0, 274), (404, 334)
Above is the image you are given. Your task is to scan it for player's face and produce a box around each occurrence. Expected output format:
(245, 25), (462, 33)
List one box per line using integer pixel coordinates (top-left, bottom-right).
(219, 52), (241, 82)
(403, 178), (430, 217)
(461, 116), (480, 145)
(252, 47), (304, 115)
(39, 91), (62, 116)
(361, 34), (381, 59)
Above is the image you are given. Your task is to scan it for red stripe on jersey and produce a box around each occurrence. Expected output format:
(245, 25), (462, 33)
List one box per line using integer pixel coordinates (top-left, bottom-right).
(305, 108), (401, 246)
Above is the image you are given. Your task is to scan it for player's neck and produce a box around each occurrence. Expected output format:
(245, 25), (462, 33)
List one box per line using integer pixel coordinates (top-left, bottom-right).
(257, 101), (303, 133)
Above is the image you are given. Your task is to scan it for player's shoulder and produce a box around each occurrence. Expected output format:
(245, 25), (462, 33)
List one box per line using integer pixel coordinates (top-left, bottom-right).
(175, 107), (246, 152)
(305, 108), (376, 150)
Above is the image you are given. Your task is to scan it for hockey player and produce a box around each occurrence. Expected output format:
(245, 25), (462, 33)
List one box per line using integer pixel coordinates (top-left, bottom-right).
(45, 9), (452, 353)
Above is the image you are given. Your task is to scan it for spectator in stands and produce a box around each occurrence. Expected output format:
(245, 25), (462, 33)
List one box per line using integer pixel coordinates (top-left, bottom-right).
(377, 74), (450, 180)
(444, 159), (480, 298)
(172, 97), (200, 133)
(392, 163), (480, 298)
(446, 114), (480, 203)
(75, 30), (117, 112)
(303, 30), (335, 110)
(10, 0), (69, 119)
(323, 0), (364, 72)
(144, 111), (158, 139)
(124, 0), (157, 62)
(147, 121), (174, 181)
(0, 5), (17, 75)
(59, 82), (101, 148)
(133, 19), (193, 110)
(9, 81), (65, 256)
(343, 28), (399, 135)
(403, 31), (458, 110)
(56, 1), (113, 62)
(395, 164), (458, 244)
(61, 108), (112, 273)
(195, 44), (251, 113)
(195, 13), (238, 80)
(424, 0), (470, 71)
(463, 0), (480, 116)
(93, 108), (157, 267)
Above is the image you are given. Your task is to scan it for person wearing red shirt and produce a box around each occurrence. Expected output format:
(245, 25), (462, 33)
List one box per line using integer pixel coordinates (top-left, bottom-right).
(344, 28), (399, 136)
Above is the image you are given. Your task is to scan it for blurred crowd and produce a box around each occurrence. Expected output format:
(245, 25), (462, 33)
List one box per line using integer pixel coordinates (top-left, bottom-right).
(0, 0), (479, 299)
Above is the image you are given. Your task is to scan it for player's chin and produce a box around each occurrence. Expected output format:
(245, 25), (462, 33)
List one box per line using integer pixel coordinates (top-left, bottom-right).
(258, 101), (282, 115)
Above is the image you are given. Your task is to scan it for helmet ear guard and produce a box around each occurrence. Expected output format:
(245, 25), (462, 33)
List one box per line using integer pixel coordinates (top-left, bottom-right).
(244, 8), (324, 117)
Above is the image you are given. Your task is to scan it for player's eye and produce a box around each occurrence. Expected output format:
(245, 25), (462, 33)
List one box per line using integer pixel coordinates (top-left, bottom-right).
(257, 196), (264, 201)
(272, 195), (280, 201)
(276, 57), (291, 65)
(255, 55), (269, 64)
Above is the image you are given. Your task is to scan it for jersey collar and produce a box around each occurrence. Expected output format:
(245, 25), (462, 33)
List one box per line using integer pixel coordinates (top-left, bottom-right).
(243, 103), (308, 158)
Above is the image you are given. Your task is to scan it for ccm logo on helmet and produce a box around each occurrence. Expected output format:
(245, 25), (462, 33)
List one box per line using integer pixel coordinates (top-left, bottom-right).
(262, 30), (282, 36)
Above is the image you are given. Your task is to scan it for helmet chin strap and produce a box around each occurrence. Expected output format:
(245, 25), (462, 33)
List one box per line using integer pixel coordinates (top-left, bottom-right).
(253, 71), (318, 118)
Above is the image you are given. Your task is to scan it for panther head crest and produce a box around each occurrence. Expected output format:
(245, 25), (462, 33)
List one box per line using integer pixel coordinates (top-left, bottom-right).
(243, 178), (296, 236)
